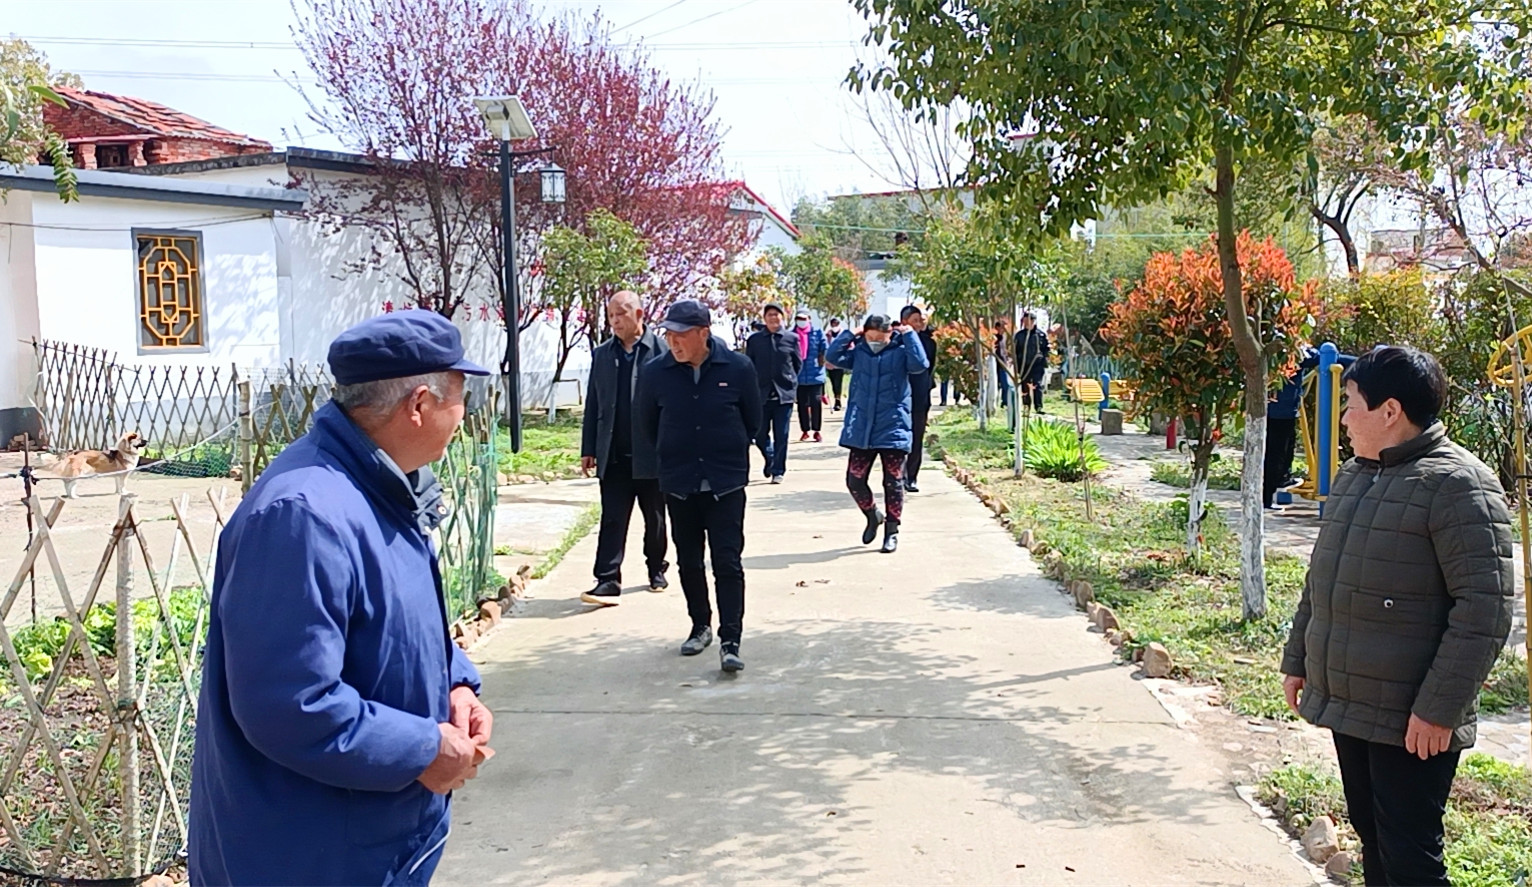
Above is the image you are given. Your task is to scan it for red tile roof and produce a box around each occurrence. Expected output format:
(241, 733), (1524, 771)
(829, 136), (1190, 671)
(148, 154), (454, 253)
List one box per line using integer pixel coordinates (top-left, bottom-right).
(51, 86), (271, 148)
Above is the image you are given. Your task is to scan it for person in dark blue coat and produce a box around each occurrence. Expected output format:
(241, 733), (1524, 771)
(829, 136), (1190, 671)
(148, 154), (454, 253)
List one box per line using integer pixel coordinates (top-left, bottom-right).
(190, 310), (493, 886)
(637, 299), (761, 672)
(744, 302), (802, 483)
(827, 314), (930, 553)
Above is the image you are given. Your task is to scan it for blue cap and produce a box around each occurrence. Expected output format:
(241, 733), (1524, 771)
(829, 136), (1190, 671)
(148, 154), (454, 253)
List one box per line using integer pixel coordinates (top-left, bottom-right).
(658, 299), (711, 332)
(327, 309), (490, 385)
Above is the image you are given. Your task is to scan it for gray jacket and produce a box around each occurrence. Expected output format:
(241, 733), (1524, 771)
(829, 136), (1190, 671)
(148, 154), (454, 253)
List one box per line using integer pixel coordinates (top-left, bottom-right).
(1281, 424), (1514, 750)
(581, 329), (668, 479)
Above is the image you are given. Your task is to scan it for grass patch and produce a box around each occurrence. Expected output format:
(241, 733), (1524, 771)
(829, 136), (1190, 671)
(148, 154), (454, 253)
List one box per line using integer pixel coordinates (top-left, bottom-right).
(931, 409), (1304, 719)
(1479, 648), (1529, 715)
(1148, 456), (1244, 491)
(532, 504), (600, 580)
(497, 410), (584, 481)
(1258, 755), (1532, 887)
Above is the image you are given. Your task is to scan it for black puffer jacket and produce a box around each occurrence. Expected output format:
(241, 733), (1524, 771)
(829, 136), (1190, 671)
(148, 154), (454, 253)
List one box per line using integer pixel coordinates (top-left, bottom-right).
(1281, 423), (1514, 750)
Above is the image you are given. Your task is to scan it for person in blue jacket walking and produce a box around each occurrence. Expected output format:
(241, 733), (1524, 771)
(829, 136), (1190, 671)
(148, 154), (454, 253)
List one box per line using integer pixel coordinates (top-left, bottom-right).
(792, 308), (829, 441)
(189, 311), (494, 886)
(827, 313), (930, 553)
(1265, 344), (1356, 509)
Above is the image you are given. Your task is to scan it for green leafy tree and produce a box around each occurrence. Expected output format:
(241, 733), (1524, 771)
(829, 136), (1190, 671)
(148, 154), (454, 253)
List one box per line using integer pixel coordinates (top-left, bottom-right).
(538, 208), (648, 395)
(772, 234), (870, 323)
(792, 194), (925, 261)
(718, 253), (788, 323)
(1, 38), (80, 201)
(851, 0), (1532, 619)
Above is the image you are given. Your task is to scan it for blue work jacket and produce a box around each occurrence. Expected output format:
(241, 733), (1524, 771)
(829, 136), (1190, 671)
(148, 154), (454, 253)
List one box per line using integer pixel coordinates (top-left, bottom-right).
(189, 401), (481, 886)
(828, 329), (930, 452)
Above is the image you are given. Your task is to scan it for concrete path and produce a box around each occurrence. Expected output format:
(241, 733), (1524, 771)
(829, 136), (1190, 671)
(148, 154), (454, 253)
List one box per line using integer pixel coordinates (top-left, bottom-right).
(438, 418), (1312, 886)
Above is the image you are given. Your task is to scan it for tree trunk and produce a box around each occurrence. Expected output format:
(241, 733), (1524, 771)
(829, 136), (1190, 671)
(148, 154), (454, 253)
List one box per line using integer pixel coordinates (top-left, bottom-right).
(973, 319), (988, 431)
(1214, 145), (1268, 621)
(1186, 443), (1213, 560)
(1311, 204), (1361, 277)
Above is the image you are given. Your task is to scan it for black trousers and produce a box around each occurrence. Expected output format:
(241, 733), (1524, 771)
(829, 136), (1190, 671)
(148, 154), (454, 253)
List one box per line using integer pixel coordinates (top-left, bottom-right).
(1020, 369), (1045, 410)
(593, 457), (669, 585)
(667, 489), (746, 645)
(827, 369), (846, 405)
(797, 384), (824, 432)
(907, 404), (931, 483)
(1263, 416), (1298, 507)
(1333, 732), (1461, 887)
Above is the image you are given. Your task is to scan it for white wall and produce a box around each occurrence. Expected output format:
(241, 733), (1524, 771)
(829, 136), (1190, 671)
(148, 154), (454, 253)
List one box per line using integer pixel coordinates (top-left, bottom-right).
(0, 191), (41, 432)
(29, 196), (282, 367)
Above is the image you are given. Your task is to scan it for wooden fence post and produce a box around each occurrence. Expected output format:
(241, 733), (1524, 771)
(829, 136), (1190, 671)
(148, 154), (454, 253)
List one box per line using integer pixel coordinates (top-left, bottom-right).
(238, 380), (254, 493)
(115, 494), (140, 875)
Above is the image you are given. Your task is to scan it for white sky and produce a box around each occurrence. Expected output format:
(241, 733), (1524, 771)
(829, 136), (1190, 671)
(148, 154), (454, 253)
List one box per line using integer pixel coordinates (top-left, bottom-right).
(7, 0), (901, 215)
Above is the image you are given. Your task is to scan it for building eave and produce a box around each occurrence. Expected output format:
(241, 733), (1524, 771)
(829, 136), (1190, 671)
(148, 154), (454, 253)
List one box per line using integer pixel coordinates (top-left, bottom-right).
(121, 152), (290, 177)
(1, 163), (307, 212)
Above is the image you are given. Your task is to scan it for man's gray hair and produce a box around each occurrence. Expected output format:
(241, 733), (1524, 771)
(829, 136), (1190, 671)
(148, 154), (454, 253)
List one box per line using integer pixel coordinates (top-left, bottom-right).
(332, 371), (452, 416)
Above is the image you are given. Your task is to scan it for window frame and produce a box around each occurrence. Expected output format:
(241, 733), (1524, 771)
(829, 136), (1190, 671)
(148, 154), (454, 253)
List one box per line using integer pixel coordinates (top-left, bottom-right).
(133, 228), (210, 355)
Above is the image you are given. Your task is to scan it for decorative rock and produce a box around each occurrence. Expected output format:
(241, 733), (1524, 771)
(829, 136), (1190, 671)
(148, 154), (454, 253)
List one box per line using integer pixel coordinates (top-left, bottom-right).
(1072, 580), (1095, 608)
(994, 498), (1010, 515)
(1019, 529), (1035, 548)
(1105, 629), (1122, 646)
(1092, 605), (1120, 633)
(1142, 642), (1173, 678)
(1324, 850), (1354, 877)
(478, 600), (502, 625)
(1302, 815), (1341, 865)
(1100, 408), (1125, 435)
(1085, 601), (1101, 621)
(454, 623), (480, 649)
(496, 583), (514, 602)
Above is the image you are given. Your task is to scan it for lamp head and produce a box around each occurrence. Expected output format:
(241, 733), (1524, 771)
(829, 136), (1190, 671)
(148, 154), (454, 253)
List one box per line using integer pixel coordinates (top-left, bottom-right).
(473, 96), (537, 142)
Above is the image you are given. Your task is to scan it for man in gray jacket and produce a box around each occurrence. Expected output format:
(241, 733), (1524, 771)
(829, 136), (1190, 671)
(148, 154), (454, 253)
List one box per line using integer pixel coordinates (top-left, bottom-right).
(1281, 346), (1513, 887)
(579, 291), (670, 606)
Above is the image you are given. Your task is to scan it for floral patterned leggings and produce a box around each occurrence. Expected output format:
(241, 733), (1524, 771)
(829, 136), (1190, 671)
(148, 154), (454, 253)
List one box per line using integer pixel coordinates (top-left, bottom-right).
(846, 448), (906, 521)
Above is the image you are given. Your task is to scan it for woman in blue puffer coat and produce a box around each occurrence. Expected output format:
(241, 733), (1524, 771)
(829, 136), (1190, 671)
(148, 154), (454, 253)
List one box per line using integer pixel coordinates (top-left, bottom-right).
(826, 313), (930, 553)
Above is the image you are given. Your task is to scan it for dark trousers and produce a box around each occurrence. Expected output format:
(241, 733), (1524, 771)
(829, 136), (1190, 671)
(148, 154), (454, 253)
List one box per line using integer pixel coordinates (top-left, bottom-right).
(667, 489), (746, 645)
(847, 448), (906, 522)
(997, 366), (1011, 407)
(1333, 732), (1460, 887)
(939, 378), (950, 405)
(907, 405), (931, 483)
(1263, 416), (1298, 507)
(593, 457), (668, 585)
(1020, 368), (1045, 410)
(797, 384), (824, 432)
(827, 369), (846, 407)
(756, 399), (793, 477)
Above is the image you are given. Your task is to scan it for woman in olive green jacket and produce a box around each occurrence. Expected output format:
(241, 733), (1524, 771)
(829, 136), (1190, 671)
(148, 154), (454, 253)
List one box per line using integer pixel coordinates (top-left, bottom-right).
(1281, 346), (1513, 887)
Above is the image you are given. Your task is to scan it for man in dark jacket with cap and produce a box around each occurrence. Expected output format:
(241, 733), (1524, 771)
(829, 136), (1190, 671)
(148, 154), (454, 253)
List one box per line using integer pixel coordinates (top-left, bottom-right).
(579, 290), (670, 606)
(191, 310), (494, 886)
(744, 302), (801, 483)
(1281, 346), (1513, 887)
(899, 305), (938, 492)
(637, 299), (760, 672)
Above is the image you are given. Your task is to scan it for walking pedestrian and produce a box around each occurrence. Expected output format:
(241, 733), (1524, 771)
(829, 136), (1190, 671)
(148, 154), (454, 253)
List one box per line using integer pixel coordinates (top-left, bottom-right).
(899, 305), (937, 492)
(578, 290), (670, 606)
(1281, 346), (1513, 887)
(637, 299), (761, 673)
(827, 314), (930, 553)
(745, 302), (801, 483)
(825, 317), (847, 411)
(992, 317), (1013, 408)
(1013, 312), (1049, 413)
(793, 309), (829, 442)
(190, 310), (494, 886)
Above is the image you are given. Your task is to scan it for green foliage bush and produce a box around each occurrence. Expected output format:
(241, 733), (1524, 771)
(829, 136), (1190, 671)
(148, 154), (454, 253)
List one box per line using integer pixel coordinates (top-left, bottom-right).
(7, 588), (203, 686)
(1023, 418), (1106, 481)
(1149, 456), (1243, 491)
(1479, 649), (1529, 715)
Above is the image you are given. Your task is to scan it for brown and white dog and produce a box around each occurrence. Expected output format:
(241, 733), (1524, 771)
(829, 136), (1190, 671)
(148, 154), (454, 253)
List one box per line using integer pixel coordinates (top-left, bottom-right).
(54, 431), (145, 498)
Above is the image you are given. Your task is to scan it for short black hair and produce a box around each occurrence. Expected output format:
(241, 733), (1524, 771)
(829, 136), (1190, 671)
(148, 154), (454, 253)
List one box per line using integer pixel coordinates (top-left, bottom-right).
(1342, 345), (1447, 428)
(863, 314), (891, 332)
(899, 305), (923, 321)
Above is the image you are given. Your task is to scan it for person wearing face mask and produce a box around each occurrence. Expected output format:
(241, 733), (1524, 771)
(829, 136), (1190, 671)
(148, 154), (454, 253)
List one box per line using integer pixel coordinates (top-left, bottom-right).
(825, 318), (847, 410)
(792, 309), (829, 441)
(826, 314), (930, 553)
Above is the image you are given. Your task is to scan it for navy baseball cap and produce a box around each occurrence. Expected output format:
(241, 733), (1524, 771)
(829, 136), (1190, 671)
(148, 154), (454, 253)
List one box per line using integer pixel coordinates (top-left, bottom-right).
(658, 299), (711, 332)
(327, 309), (490, 385)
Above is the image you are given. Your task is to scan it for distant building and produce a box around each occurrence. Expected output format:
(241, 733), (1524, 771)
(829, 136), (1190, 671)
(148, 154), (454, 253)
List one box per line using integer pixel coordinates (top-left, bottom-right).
(44, 87), (273, 170)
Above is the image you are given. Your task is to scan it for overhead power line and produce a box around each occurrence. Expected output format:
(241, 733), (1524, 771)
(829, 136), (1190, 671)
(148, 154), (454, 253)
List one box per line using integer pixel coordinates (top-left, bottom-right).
(22, 34), (854, 52)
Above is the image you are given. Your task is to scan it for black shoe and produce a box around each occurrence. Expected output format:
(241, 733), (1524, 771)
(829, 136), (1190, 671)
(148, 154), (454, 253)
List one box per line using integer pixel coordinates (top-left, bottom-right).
(861, 507), (884, 545)
(834, 400), (842, 411)
(680, 625), (713, 656)
(904, 480), (920, 493)
(720, 643), (744, 672)
(648, 572), (669, 593)
(881, 519), (901, 554)
(580, 581), (621, 606)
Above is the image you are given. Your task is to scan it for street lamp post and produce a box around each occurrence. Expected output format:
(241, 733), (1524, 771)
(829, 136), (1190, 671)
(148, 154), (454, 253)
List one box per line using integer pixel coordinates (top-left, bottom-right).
(473, 96), (566, 453)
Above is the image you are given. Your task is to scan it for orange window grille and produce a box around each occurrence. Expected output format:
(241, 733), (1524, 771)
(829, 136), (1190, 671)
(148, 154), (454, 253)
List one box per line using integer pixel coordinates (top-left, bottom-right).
(136, 233), (205, 349)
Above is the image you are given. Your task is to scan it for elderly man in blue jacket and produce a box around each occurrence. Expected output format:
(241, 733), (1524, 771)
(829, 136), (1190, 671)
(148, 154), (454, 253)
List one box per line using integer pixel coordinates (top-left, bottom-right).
(190, 310), (494, 886)
(828, 314), (929, 553)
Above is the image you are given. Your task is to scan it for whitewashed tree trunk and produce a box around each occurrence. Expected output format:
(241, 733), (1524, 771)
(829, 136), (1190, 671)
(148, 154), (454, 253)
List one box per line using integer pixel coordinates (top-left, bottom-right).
(1186, 460), (1209, 560)
(1240, 409), (1268, 620)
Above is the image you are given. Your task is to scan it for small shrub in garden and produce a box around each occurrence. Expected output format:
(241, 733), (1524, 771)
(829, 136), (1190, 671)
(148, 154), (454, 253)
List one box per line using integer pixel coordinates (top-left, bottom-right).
(1023, 419), (1106, 481)
(1478, 648), (1529, 715)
